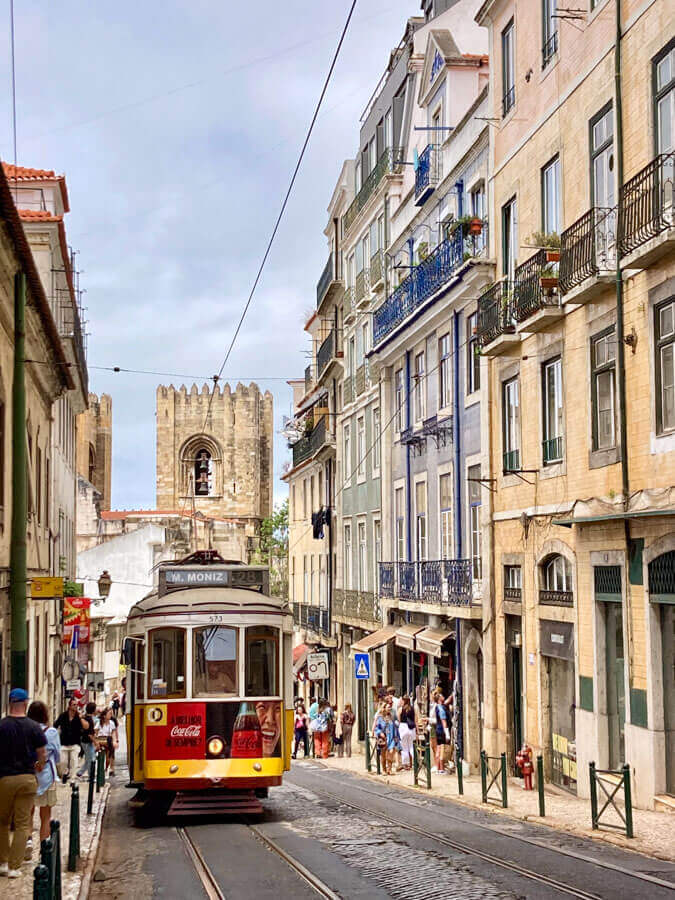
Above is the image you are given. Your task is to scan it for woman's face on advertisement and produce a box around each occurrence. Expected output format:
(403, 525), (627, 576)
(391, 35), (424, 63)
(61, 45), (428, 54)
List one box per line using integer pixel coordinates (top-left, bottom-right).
(255, 701), (281, 756)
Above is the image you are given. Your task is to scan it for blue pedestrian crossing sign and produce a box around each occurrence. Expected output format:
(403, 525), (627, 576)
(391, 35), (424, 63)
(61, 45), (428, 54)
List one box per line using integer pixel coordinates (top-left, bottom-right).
(354, 653), (370, 680)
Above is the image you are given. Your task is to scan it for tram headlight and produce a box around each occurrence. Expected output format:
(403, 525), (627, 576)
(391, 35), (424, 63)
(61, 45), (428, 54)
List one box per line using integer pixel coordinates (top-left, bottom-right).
(207, 735), (224, 757)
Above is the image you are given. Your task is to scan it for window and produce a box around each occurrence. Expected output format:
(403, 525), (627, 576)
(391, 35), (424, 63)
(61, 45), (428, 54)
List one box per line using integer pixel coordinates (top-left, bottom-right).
(414, 351), (426, 421)
(502, 20), (515, 116)
(502, 197), (518, 280)
(440, 473), (452, 559)
(395, 486), (405, 561)
(368, 137), (377, 173)
(193, 626), (238, 696)
(318, 469), (323, 506)
(542, 357), (564, 463)
(467, 313), (480, 394)
(384, 109), (393, 150)
(36, 447), (42, 525)
(291, 485), (296, 521)
(395, 368), (404, 431)
(303, 479), (308, 520)
(290, 557), (295, 603)
(344, 423), (352, 482)
(344, 524), (352, 588)
(468, 465), (482, 580)
(591, 105), (614, 212)
(470, 186), (486, 251)
(542, 0), (558, 69)
(303, 555), (308, 603)
(355, 158), (362, 193)
(415, 481), (427, 562)
(310, 474), (315, 512)
(656, 297), (675, 433)
(505, 565), (522, 589)
(655, 39), (675, 154)
(591, 328), (616, 449)
(357, 416), (366, 477)
(542, 156), (561, 236)
(311, 555), (316, 603)
(439, 333), (451, 409)
(543, 555), (572, 592)
(195, 448), (212, 496)
(361, 321), (370, 360)
(355, 238), (364, 276)
(373, 519), (382, 590)
(358, 521), (367, 590)
(246, 626), (278, 696)
(320, 556), (327, 607)
(348, 335), (355, 375)
(372, 407), (381, 471)
(149, 628), (186, 698)
(503, 377), (521, 471)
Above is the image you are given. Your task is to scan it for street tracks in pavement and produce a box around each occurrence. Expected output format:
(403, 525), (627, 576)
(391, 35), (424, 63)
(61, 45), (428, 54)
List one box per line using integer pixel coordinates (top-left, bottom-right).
(177, 827), (226, 900)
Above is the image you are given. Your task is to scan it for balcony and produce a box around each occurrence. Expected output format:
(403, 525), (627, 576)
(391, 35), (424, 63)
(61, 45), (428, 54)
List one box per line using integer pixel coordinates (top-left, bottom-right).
(370, 249), (385, 290)
(560, 207), (616, 304)
(291, 416), (330, 468)
(415, 144), (442, 206)
(343, 286), (356, 324)
(378, 559), (473, 606)
(333, 588), (381, 626)
(316, 252), (343, 313)
(317, 329), (341, 382)
(355, 268), (371, 309)
(513, 249), (562, 333)
(59, 305), (89, 395)
(619, 152), (675, 269)
(373, 222), (488, 346)
(293, 603), (329, 635)
(543, 435), (564, 465)
(539, 589), (573, 607)
(477, 279), (518, 356)
(542, 30), (558, 69)
(503, 449), (520, 473)
(355, 363), (367, 396)
(504, 586), (522, 602)
(343, 374), (354, 406)
(343, 147), (403, 236)
(304, 364), (314, 395)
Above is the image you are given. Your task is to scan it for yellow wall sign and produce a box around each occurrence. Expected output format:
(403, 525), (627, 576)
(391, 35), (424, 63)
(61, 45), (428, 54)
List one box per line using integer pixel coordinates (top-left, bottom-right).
(31, 577), (64, 598)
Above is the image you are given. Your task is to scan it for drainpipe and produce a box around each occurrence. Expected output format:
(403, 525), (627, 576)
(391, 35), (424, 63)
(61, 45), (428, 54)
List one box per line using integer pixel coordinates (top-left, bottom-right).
(615, 0), (628, 505)
(456, 618), (464, 760)
(9, 272), (27, 688)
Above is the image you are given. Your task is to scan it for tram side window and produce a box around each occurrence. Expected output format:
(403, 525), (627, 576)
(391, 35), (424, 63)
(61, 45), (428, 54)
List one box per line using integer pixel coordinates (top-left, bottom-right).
(245, 626), (279, 697)
(137, 643), (145, 700)
(149, 628), (186, 698)
(193, 626), (238, 696)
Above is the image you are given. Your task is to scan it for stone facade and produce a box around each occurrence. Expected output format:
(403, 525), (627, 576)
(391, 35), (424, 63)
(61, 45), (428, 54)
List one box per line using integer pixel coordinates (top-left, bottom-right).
(156, 382), (273, 535)
(76, 392), (112, 511)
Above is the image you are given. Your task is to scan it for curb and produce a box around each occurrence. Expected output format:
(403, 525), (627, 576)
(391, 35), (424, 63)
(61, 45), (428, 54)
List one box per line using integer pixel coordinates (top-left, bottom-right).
(77, 782), (110, 900)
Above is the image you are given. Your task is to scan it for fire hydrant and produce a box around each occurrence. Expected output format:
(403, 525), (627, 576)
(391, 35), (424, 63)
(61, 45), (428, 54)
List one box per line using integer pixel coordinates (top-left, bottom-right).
(516, 744), (534, 790)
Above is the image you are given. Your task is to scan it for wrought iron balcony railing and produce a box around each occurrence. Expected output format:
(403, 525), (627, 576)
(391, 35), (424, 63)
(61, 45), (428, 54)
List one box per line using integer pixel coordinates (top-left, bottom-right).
(559, 207), (616, 294)
(343, 285), (356, 322)
(355, 363), (367, 396)
(542, 30), (558, 68)
(373, 222), (488, 345)
(477, 279), (515, 346)
(542, 434), (563, 464)
(317, 329), (335, 379)
(333, 588), (380, 624)
(504, 586), (522, 601)
(618, 151), (675, 258)
(343, 374), (354, 406)
(378, 560), (472, 605)
(306, 604), (329, 634)
(355, 268), (370, 306)
(502, 85), (515, 118)
(415, 144), (442, 204)
(539, 589), (573, 607)
(291, 416), (328, 468)
(316, 253), (335, 308)
(370, 248), (385, 288)
(343, 147), (403, 234)
(503, 449), (520, 473)
(513, 249), (560, 323)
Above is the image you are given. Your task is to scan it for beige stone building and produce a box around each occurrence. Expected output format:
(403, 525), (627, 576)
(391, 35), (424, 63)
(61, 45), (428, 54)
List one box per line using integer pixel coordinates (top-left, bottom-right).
(156, 382), (273, 551)
(77, 392), (112, 511)
(476, 0), (674, 808)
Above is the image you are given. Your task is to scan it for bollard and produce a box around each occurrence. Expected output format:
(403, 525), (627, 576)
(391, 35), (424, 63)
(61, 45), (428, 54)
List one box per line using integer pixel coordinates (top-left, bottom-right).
(51, 819), (62, 900)
(40, 836), (53, 897)
(375, 740), (381, 775)
(424, 741), (431, 790)
(413, 741), (419, 785)
(623, 763), (634, 839)
(456, 750), (464, 795)
(33, 864), (50, 900)
(537, 754), (545, 817)
(589, 761), (598, 829)
(501, 752), (508, 808)
(68, 783), (80, 872)
(480, 750), (487, 803)
(365, 733), (371, 773)
(96, 750), (105, 791)
(87, 760), (96, 815)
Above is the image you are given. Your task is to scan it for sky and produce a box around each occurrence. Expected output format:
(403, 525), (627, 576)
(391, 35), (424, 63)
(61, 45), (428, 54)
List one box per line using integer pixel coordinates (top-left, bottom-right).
(0, 0), (421, 510)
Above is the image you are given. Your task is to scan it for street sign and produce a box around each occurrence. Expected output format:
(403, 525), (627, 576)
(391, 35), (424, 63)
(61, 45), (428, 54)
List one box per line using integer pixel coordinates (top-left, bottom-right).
(306, 652), (329, 681)
(61, 659), (79, 682)
(31, 576), (64, 598)
(354, 652), (371, 680)
(85, 671), (105, 693)
(66, 678), (81, 692)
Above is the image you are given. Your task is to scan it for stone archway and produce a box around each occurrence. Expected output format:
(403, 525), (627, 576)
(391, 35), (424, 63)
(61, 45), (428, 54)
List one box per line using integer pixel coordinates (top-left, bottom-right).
(179, 434), (223, 499)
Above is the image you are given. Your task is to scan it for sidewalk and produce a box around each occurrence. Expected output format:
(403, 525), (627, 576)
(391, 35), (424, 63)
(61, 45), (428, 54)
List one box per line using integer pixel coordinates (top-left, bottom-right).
(306, 750), (675, 862)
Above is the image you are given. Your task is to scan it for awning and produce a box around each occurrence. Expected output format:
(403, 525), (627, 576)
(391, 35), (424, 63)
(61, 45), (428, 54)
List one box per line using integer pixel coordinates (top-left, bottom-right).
(415, 626), (455, 657)
(554, 508), (675, 527)
(292, 643), (309, 675)
(351, 624), (398, 654)
(395, 624), (425, 650)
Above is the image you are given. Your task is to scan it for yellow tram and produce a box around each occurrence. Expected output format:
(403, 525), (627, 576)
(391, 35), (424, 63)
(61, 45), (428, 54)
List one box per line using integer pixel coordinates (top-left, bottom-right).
(122, 551), (294, 815)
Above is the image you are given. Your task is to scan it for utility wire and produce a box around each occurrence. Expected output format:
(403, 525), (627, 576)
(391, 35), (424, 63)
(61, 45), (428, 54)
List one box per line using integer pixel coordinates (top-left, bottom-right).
(88, 365), (293, 382)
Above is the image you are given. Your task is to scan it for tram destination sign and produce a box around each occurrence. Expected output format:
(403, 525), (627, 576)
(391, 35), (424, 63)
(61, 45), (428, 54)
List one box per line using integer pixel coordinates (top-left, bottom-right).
(158, 565), (267, 597)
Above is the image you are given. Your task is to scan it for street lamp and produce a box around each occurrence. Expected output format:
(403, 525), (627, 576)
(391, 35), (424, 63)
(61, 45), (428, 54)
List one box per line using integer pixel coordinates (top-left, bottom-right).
(97, 570), (112, 599)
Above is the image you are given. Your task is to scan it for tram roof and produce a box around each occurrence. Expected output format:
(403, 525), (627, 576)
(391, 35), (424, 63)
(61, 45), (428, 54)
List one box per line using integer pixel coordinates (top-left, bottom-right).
(127, 586), (289, 621)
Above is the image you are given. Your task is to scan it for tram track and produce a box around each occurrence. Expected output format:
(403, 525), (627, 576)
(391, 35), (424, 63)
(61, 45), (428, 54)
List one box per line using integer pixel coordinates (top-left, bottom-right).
(248, 823), (341, 899)
(177, 826), (227, 900)
(297, 778), (675, 899)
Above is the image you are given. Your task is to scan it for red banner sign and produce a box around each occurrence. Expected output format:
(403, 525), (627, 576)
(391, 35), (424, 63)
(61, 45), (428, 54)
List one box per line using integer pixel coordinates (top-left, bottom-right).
(145, 703), (206, 759)
(62, 597), (91, 645)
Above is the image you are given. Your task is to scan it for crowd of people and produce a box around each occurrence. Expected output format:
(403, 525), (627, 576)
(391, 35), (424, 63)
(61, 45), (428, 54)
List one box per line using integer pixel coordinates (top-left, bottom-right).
(292, 697), (355, 760)
(0, 687), (123, 880)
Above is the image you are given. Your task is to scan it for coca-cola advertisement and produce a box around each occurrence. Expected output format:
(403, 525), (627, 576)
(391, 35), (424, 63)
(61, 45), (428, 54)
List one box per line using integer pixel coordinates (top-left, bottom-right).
(145, 700), (282, 760)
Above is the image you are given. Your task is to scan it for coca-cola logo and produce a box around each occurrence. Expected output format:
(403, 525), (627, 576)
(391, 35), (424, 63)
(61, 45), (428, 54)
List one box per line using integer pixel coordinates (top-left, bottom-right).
(170, 725), (202, 737)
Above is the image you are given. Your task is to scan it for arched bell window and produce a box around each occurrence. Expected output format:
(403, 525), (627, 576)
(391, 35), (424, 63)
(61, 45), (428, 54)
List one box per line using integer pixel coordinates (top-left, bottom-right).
(88, 444), (96, 484)
(194, 448), (212, 496)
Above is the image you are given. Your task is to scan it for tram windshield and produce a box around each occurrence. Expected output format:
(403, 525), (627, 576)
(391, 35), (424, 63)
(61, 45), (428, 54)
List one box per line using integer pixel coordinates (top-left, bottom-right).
(193, 625), (238, 696)
(245, 626), (278, 696)
(149, 627), (186, 698)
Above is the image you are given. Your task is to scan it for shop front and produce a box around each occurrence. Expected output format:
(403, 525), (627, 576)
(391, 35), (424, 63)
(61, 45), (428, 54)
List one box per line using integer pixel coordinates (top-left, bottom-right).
(540, 619), (577, 792)
(351, 625), (397, 739)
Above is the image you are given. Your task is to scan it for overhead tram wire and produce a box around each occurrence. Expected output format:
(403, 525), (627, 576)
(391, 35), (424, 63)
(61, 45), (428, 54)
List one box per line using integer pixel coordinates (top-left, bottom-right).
(196, 0), (359, 444)
(88, 365), (293, 382)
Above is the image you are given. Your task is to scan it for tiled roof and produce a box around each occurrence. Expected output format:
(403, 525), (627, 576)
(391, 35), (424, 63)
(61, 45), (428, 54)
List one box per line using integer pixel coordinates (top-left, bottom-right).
(1, 162), (70, 212)
(17, 209), (63, 222)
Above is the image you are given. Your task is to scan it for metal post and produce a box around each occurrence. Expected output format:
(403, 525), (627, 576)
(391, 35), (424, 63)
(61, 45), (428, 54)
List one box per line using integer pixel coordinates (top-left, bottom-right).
(9, 272), (27, 687)
(33, 864), (50, 900)
(623, 763), (634, 838)
(456, 750), (463, 795)
(51, 820), (62, 900)
(501, 752), (508, 808)
(87, 760), (95, 814)
(39, 836), (53, 895)
(376, 740), (381, 775)
(413, 740), (419, 785)
(589, 761), (598, 829)
(480, 750), (487, 803)
(537, 754), (545, 817)
(96, 750), (105, 790)
(425, 741), (431, 790)
(68, 783), (79, 871)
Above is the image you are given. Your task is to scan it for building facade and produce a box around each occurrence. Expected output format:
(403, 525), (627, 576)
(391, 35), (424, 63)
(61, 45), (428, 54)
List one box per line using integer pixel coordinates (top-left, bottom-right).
(475, 0), (674, 808)
(76, 391), (112, 512)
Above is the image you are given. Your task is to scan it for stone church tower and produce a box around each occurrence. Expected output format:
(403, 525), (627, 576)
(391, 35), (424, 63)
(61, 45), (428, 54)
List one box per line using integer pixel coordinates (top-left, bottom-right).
(76, 392), (112, 510)
(156, 382), (273, 530)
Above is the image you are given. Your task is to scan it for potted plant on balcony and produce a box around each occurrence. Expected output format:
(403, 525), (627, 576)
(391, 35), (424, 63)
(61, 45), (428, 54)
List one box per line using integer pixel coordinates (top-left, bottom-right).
(501, 289), (516, 331)
(539, 263), (559, 293)
(528, 230), (561, 262)
(469, 216), (483, 236)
